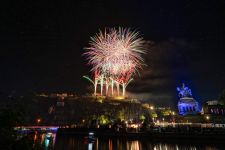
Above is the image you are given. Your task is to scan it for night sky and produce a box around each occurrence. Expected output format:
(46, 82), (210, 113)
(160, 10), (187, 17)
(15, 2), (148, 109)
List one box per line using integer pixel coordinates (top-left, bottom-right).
(1, 0), (225, 106)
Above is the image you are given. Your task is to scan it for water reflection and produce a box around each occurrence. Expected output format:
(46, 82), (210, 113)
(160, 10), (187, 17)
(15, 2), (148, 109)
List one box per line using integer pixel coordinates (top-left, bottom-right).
(128, 140), (140, 150)
(54, 135), (225, 150)
(33, 132), (56, 149)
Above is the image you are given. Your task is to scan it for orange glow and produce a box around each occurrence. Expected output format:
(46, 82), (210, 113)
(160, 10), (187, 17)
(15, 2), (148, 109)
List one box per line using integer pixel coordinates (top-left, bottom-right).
(114, 96), (125, 100)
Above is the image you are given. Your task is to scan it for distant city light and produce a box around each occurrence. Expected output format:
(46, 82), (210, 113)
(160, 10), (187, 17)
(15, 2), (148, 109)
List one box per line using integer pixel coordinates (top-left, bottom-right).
(150, 106), (154, 110)
(37, 118), (41, 124)
(172, 111), (175, 115)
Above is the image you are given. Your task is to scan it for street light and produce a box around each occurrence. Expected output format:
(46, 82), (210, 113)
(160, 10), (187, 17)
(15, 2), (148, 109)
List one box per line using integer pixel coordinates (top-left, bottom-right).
(150, 106), (154, 110)
(36, 118), (41, 124)
(206, 115), (210, 120)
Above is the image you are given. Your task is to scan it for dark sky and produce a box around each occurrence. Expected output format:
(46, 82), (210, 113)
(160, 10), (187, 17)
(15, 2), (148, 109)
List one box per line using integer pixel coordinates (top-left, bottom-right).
(1, 0), (225, 106)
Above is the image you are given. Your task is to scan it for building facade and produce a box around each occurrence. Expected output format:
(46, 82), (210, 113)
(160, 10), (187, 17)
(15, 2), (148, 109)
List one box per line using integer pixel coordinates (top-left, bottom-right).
(202, 100), (225, 115)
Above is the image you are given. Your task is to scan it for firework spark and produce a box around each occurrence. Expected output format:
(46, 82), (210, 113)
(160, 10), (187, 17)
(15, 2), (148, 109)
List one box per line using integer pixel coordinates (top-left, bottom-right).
(84, 27), (146, 97)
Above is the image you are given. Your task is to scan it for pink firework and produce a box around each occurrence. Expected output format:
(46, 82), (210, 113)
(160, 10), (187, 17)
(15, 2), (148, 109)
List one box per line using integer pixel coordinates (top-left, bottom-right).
(84, 27), (146, 97)
(85, 28), (145, 76)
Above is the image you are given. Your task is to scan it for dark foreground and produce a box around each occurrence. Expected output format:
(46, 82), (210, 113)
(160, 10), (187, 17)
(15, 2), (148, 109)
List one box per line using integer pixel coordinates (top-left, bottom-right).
(54, 128), (225, 149)
(54, 134), (225, 150)
(57, 127), (225, 142)
(12, 127), (225, 150)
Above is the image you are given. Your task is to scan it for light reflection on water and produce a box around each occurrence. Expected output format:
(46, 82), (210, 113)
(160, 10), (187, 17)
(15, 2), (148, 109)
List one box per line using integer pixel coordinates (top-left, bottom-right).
(53, 135), (224, 150)
(32, 132), (57, 149)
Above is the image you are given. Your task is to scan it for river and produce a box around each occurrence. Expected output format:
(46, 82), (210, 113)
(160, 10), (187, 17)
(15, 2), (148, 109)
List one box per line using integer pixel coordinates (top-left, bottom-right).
(30, 132), (225, 150)
(54, 134), (224, 150)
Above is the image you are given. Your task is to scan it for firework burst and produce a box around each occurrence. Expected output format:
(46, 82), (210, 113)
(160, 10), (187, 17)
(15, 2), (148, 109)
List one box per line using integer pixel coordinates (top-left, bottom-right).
(84, 27), (146, 97)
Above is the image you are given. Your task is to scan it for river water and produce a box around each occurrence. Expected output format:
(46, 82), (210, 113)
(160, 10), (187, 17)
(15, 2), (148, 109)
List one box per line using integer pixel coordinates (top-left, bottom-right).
(34, 132), (225, 150)
(54, 135), (225, 150)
